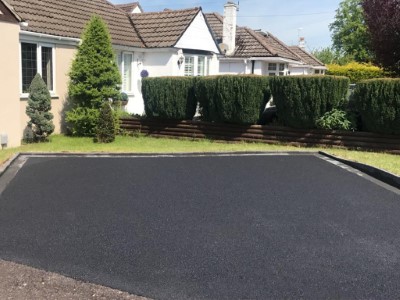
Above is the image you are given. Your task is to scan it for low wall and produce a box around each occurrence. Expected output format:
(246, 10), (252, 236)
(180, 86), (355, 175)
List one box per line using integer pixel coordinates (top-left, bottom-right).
(120, 118), (400, 154)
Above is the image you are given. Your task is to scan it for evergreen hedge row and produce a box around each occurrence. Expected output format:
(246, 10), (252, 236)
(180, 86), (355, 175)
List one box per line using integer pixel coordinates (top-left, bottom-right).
(352, 78), (400, 135)
(195, 75), (271, 124)
(142, 77), (197, 120)
(269, 76), (350, 129)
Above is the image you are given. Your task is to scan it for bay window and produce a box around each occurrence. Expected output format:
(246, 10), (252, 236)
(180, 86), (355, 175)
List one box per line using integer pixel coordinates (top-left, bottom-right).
(21, 42), (54, 93)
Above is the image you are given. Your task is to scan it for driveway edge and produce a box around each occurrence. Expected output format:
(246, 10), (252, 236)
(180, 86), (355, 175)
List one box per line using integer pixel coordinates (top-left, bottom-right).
(319, 151), (400, 190)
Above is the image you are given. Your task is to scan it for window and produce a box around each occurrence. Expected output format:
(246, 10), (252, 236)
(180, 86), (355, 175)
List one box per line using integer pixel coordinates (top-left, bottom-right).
(268, 63), (277, 71)
(279, 64), (285, 71)
(116, 52), (133, 93)
(268, 73), (276, 76)
(21, 42), (54, 93)
(315, 70), (320, 74)
(184, 55), (209, 76)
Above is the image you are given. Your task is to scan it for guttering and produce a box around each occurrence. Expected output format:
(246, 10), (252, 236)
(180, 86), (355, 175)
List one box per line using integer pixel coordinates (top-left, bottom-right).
(20, 31), (81, 45)
(250, 57), (300, 64)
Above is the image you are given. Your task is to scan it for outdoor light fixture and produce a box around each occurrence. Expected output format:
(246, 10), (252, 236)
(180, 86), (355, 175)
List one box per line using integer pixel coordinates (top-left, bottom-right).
(178, 55), (185, 66)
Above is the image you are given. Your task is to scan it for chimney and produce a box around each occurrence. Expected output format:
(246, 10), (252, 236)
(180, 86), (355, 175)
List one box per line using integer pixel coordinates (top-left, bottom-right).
(223, 2), (237, 56)
(299, 37), (306, 50)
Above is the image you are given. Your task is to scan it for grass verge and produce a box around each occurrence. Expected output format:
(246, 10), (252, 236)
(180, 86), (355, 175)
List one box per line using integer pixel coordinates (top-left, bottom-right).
(0, 135), (399, 175)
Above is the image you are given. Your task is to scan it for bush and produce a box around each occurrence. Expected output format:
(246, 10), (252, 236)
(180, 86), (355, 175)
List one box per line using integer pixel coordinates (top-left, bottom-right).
(196, 75), (271, 124)
(327, 62), (386, 83)
(26, 73), (55, 142)
(96, 102), (116, 143)
(352, 78), (400, 135)
(315, 109), (356, 131)
(142, 77), (197, 120)
(269, 75), (350, 129)
(65, 107), (99, 137)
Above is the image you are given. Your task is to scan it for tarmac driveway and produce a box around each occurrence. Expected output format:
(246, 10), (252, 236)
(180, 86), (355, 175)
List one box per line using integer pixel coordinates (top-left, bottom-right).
(0, 153), (399, 299)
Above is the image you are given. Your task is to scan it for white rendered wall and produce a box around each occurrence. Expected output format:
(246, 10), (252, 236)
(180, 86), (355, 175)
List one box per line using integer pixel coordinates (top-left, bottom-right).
(219, 61), (247, 74)
(175, 12), (219, 54)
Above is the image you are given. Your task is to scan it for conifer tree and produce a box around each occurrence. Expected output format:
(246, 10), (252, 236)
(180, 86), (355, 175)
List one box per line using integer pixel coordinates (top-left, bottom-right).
(26, 74), (55, 142)
(96, 101), (116, 143)
(67, 15), (121, 136)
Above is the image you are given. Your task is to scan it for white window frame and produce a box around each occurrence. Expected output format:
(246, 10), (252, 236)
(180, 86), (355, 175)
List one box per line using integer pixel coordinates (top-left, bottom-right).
(268, 63), (288, 76)
(116, 51), (134, 94)
(20, 41), (56, 97)
(184, 55), (210, 77)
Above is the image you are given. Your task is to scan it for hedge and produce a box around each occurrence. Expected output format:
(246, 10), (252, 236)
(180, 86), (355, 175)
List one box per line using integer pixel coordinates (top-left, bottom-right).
(327, 62), (386, 83)
(269, 76), (350, 129)
(142, 77), (197, 120)
(196, 75), (271, 124)
(352, 78), (400, 135)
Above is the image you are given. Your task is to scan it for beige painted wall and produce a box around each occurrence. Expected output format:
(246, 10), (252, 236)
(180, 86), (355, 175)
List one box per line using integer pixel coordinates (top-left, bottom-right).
(19, 45), (77, 136)
(0, 22), (21, 148)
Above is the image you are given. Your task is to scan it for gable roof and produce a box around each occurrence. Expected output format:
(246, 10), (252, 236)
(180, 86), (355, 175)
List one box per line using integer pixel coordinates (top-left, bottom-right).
(131, 7), (201, 48)
(288, 46), (326, 67)
(6, 0), (144, 47)
(116, 2), (142, 14)
(205, 12), (299, 61)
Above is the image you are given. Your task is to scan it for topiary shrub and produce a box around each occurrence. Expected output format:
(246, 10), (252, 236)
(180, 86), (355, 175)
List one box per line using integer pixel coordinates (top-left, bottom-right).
(142, 77), (197, 120)
(66, 15), (121, 136)
(352, 78), (400, 135)
(26, 73), (55, 142)
(95, 101), (116, 143)
(315, 109), (356, 131)
(327, 62), (386, 83)
(196, 75), (271, 124)
(269, 75), (350, 129)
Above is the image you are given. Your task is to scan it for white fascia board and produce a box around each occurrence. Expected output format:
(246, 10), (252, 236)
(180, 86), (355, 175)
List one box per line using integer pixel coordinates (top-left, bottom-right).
(20, 31), (80, 46)
(251, 57), (301, 64)
(219, 57), (248, 62)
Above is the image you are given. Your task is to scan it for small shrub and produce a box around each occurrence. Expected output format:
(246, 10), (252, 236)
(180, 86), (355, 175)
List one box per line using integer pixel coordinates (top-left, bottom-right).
(142, 77), (197, 120)
(95, 102), (116, 143)
(196, 75), (271, 124)
(315, 109), (356, 131)
(327, 62), (386, 83)
(26, 73), (55, 142)
(65, 107), (99, 137)
(269, 75), (350, 129)
(352, 78), (400, 135)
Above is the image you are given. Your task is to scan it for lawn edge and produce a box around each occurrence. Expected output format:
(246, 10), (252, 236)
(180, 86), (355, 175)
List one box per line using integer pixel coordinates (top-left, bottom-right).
(0, 153), (21, 177)
(319, 151), (400, 190)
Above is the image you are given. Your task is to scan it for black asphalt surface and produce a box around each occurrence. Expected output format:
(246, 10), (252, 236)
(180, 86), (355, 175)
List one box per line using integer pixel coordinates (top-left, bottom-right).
(0, 154), (400, 299)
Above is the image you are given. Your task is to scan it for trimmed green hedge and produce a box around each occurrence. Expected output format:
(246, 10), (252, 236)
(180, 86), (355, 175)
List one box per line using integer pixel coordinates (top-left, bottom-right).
(327, 62), (386, 83)
(352, 78), (400, 135)
(269, 76), (350, 129)
(142, 77), (197, 120)
(196, 75), (271, 124)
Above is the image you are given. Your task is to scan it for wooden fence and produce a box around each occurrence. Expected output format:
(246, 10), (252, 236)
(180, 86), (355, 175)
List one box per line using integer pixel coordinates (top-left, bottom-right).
(120, 118), (400, 154)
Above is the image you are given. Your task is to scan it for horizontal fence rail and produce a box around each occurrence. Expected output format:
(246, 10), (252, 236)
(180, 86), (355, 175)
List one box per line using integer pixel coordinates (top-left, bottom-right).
(120, 118), (400, 154)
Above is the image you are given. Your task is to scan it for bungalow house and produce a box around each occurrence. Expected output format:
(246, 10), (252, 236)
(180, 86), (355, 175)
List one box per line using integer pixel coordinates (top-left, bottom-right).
(0, 0), (220, 147)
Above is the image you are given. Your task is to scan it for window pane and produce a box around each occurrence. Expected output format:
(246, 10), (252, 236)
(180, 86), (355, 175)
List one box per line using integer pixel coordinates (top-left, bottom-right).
(41, 47), (53, 90)
(197, 56), (205, 76)
(184, 56), (194, 76)
(279, 63), (285, 71)
(123, 53), (132, 92)
(268, 63), (277, 71)
(279, 71), (285, 76)
(268, 73), (276, 76)
(21, 43), (37, 93)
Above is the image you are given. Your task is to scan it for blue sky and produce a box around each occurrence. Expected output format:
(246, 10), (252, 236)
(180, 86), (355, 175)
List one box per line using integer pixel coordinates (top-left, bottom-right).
(111, 0), (342, 51)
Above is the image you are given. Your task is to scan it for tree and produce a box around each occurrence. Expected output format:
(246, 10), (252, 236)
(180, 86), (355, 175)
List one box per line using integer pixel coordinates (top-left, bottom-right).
(26, 74), (55, 142)
(330, 0), (373, 62)
(311, 47), (354, 65)
(362, 0), (400, 76)
(95, 101), (116, 143)
(67, 15), (121, 136)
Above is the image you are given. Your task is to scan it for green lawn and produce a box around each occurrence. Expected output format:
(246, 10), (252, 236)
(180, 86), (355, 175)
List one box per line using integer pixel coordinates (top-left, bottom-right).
(0, 135), (399, 175)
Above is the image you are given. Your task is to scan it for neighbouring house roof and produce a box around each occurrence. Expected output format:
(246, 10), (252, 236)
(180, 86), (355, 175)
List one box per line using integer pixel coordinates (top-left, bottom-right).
(288, 46), (326, 67)
(5, 0), (144, 47)
(131, 7), (201, 48)
(116, 2), (143, 14)
(205, 12), (300, 61)
(0, 0), (21, 22)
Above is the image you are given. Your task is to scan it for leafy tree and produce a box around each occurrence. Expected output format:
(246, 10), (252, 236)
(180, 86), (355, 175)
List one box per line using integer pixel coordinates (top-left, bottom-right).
(362, 0), (400, 76)
(26, 73), (55, 142)
(95, 101), (116, 143)
(67, 15), (121, 136)
(330, 0), (373, 62)
(311, 47), (354, 65)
